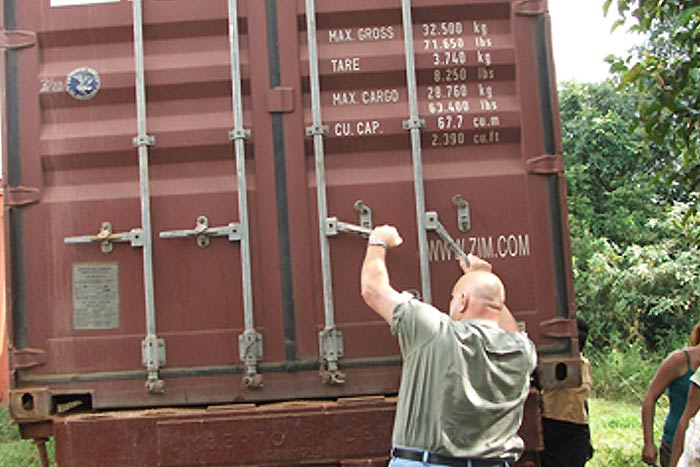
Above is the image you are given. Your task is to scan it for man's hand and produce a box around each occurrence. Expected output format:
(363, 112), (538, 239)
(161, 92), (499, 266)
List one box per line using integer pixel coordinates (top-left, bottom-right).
(458, 254), (492, 273)
(369, 225), (403, 248)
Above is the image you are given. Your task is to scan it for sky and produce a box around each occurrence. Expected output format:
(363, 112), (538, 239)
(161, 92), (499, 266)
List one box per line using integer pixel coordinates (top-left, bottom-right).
(548, 0), (643, 82)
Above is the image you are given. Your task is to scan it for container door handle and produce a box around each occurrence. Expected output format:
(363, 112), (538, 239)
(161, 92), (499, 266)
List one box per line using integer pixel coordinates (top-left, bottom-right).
(400, 0), (432, 303)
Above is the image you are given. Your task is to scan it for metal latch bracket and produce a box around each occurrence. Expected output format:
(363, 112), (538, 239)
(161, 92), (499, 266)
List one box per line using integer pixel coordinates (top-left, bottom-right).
(319, 327), (345, 385)
(452, 195), (471, 233)
(141, 336), (166, 371)
(306, 124), (329, 137)
(64, 222), (144, 254)
(133, 135), (155, 147)
(228, 129), (252, 141)
(402, 118), (426, 130)
(159, 216), (241, 248)
(239, 329), (264, 389)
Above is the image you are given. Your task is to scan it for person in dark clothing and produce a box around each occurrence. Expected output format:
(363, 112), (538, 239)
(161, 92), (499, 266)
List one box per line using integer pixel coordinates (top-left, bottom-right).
(540, 316), (593, 467)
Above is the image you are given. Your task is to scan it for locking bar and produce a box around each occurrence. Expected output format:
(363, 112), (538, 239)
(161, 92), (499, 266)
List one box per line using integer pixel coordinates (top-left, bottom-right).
(65, 222), (144, 254)
(159, 216), (241, 248)
(226, 0), (262, 388)
(304, 0), (345, 385)
(132, 0), (165, 393)
(400, 0), (432, 304)
(425, 211), (469, 265)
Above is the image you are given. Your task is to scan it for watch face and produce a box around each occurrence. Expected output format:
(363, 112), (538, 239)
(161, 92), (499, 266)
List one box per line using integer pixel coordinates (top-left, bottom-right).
(66, 67), (101, 100)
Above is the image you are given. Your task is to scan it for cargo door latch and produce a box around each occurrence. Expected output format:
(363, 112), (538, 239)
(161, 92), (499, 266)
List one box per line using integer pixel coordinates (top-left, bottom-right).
(64, 222), (144, 254)
(159, 216), (241, 248)
(325, 200), (374, 239)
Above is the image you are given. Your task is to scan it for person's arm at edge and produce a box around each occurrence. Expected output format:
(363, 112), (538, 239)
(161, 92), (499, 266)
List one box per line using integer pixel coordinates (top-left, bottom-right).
(360, 226), (405, 324)
(670, 381), (700, 467)
(642, 352), (683, 465)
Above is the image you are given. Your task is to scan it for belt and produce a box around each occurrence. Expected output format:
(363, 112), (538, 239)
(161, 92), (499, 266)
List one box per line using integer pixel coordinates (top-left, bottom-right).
(390, 447), (511, 467)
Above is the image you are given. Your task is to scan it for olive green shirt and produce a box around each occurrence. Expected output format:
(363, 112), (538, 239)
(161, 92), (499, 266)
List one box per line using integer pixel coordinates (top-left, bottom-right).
(390, 299), (537, 460)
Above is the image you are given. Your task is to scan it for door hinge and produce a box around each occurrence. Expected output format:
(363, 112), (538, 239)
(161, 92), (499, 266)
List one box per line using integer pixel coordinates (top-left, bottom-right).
(5, 186), (41, 207)
(513, 0), (547, 16)
(526, 154), (565, 175)
(0, 30), (37, 50)
(10, 348), (46, 370)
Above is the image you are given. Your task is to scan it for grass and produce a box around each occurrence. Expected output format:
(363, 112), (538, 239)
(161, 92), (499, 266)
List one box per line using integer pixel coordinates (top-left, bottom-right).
(0, 406), (48, 467)
(589, 397), (666, 467)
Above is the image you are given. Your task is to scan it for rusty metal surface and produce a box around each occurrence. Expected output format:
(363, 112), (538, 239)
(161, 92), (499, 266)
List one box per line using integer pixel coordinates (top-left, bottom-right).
(4, 0), (573, 463)
(53, 397), (396, 467)
(52, 395), (540, 467)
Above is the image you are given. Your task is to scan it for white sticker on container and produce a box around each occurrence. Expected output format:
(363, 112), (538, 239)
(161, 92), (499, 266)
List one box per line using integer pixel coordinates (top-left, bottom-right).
(51, 0), (119, 7)
(73, 263), (120, 330)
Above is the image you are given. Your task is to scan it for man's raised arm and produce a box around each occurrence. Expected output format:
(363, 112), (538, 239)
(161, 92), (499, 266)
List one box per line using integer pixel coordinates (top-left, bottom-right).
(360, 225), (405, 324)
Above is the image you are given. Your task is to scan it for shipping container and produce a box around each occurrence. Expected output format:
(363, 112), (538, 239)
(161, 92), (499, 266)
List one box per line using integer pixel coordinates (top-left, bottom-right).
(1, 0), (579, 465)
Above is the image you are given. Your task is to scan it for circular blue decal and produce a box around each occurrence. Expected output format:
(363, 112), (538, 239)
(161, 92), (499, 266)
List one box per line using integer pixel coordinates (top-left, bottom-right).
(66, 67), (101, 100)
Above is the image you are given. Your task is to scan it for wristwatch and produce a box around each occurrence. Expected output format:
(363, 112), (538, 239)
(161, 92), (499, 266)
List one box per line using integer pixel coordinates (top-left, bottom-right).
(368, 237), (387, 248)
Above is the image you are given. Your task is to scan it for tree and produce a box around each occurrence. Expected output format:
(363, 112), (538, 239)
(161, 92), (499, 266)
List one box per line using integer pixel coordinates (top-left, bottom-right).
(605, 0), (700, 196)
(559, 81), (700, 353)
(575, 200), (700, 352)
(559, 81), (669, 248)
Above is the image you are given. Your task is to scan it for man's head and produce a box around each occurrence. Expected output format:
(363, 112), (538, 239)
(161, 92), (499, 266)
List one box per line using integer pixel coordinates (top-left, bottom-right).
(449, 271), (506, 321)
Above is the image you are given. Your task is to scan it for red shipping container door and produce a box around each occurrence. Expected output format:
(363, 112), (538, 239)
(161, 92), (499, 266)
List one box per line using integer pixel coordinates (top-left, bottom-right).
(2, 0), (577, 465)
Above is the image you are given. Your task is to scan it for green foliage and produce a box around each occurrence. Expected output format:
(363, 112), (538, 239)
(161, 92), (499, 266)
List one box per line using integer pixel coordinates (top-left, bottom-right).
(559, 81), (672, 248)
(576, 199), (700, 353)
(560, 80), (700, 355)
(605, 0), (700, 196)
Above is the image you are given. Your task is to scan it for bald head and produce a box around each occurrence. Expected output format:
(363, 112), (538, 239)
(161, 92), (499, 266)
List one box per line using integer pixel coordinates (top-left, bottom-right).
(450, 271), (506, 320)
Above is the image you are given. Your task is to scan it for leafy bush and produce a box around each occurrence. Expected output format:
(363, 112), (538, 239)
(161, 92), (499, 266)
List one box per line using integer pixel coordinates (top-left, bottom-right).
(576, 200), (700, 355)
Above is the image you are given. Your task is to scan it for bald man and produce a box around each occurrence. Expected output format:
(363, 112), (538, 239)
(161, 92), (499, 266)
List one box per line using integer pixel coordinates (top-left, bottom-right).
(361, 225), (536, 467)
